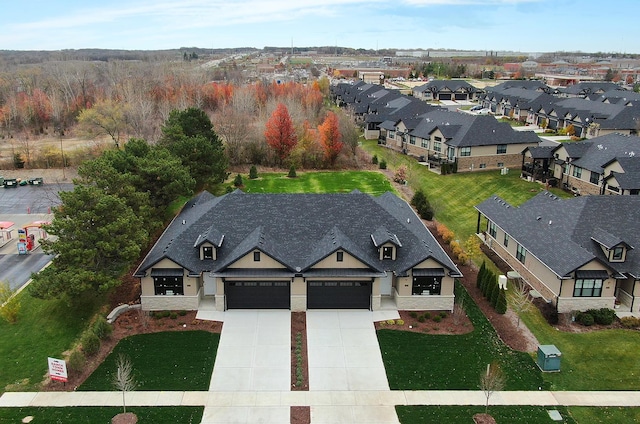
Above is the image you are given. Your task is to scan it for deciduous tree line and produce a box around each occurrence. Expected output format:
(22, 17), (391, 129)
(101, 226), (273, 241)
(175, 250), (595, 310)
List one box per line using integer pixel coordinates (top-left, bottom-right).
(0, 60), (356, 169)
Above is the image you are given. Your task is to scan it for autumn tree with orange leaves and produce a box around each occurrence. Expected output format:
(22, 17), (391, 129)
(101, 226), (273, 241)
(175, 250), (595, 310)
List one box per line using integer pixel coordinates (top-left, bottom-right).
(264, 103), (298, 164)
(318, 111), (343, 166)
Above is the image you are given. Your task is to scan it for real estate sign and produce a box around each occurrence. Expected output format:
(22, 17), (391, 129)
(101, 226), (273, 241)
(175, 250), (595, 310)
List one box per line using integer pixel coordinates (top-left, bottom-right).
(47, 357), (68, 382)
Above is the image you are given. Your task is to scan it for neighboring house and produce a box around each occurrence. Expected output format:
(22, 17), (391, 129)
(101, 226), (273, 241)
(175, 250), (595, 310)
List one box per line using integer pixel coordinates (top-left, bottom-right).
(557, 82), (624, 98)
(412, 80), (477, 102)
(476, 192), (640, 313)
(135, 190), (462, 312)
(521, 145), (557, 183)
(381, 109), (540, 172)
(601, 156), (640, 195)
(551, 133), (640, 196)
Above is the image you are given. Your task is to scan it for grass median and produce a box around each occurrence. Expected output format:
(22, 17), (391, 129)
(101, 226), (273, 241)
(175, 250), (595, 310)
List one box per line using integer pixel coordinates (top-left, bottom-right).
(0, 406), (204, 423)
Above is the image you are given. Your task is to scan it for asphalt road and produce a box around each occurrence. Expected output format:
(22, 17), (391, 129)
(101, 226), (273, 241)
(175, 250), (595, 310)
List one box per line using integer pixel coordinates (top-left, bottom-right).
(0, 253), (54, 290)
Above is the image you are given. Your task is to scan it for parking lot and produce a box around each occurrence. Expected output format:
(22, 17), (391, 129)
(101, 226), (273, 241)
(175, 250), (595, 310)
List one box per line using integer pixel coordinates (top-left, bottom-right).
(0, 182), (73, 290)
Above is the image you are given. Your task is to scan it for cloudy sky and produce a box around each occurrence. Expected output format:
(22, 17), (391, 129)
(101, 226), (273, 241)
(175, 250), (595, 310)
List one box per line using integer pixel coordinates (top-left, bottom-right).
(1, 0), (638, 53)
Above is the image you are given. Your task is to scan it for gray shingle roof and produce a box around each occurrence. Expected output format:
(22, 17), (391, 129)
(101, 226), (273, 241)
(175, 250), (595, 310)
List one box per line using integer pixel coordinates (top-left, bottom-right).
(136, 191), (461, 279)
(476, 192), (640, 278)
(558, 133), (640, 174)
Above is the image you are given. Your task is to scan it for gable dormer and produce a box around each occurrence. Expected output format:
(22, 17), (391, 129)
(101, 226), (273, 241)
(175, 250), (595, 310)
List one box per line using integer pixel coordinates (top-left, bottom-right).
(194, 226), (224, 261)
(591, 227), (633, 263)
(371, 226), (402, 261)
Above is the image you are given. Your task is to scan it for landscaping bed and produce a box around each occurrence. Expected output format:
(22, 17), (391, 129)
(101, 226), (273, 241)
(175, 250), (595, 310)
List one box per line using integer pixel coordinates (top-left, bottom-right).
(291, 312), (309, 391)
(374, 310), (473, 335)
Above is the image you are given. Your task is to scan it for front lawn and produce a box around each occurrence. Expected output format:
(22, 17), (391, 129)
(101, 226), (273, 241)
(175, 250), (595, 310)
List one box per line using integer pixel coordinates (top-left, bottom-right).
(79, 331), (219, 391)
(397, 405), (576, 424)
(378, 282), (542, 390)
(568, 406), (640, 423)
(239, 170), (396, 196)
(521, 307), (640, 391)
(0, 406), (204, 423)
(0, 291), (103, 393)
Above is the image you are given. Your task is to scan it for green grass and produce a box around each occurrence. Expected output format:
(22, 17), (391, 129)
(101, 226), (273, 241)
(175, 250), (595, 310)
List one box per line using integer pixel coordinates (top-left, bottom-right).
(79, 331), (219, 391)
(0, 406), (203, 423)
(568, 406), (640, 423)
(377, 282), (543, 390)
(361, 139), (569, 242)
(520, 307), (640, 391)
(0, 291), (103, 393)
(239, 170), (396, 195)
(397, 405), (576, 424)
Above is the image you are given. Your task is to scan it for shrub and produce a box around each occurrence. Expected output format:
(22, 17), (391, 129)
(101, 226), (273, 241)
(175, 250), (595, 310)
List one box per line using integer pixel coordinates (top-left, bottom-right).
(588, 308), (616, 325)
(396, 319), (405, 325)
(409, 312), (418, 319)
(439, 312), (448, 319)
(379, 160), (387, 170)
(249, 165), (258, 179)
(178, 310), (187, 316)
(170, 312), (178, 319)
(577, 312), (594, 327)
(432, 315), (442, 323)
(81, 331), (101, 356)
(233, 174), (243, 187)
(288, 165), (297, 178)
(411, 189), (434, 220)
(372, 155), (378, 165)
(92, 316), (113, 340)
(621, 316), (640, 328)
(386, 319), (396, 325)
(68, 350), (86, 371)
(417, 316), (426, 323)
(393, 165), (408, 184)
(0, 281), (20, 323)
(422, 312), (431, 320)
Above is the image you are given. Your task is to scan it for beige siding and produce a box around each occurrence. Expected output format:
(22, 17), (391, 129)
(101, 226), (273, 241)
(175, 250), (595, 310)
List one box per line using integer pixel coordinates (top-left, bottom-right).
(229, 250), (287, 269)
(291, 276), (306, 312)
(313, 251), (368, 269)
(140, 258), (200, 297)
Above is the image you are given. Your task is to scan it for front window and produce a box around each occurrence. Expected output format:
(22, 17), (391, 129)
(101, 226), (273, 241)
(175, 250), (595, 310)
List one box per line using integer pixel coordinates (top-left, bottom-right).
(254, 251), (261, 261)
(496, 144), (507, 154)
(516, 244), (526, 263)
(563, 163), (569, 175)
(409, 135), (416, 145)
(434, 141), (441, 153)
(590, 171), (599, 185)
(153, 277), (184, 296)
(412, 276), (442, 295)
(382, 246), (393, 259)
(573, 166), (583, 178)
(479, 163), (487, 169)
(503, 233), (509, 247)
(460, 147), (471, 157)
(573, 279), (603, 297)
(421, 139), (429, 149)
(336, 251), (344, 262)
(202, 246), (213, 259)
(388, 130), (395, 139)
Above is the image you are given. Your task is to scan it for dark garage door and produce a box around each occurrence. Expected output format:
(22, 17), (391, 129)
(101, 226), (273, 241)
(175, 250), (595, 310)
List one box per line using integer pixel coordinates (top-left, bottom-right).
(454, 93), (468, 100)
(307, 281), (371, 309)
(225, 281), (290, 309)
(438, 93), (452, 101)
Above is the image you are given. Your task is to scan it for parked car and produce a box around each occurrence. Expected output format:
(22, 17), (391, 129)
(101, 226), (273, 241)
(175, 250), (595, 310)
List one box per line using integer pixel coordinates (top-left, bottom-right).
(469, 105), (483, 111)
(477, 108), (491, 115)
(3, 178), (18, 188)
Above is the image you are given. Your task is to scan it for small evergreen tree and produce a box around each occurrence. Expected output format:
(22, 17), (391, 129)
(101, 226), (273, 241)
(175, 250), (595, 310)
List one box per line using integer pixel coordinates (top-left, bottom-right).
(496, 288), (507, 314)
(288, 165), (297, 178)
(379, 160), (387, 170)
(249, 165), (258, 179)
(233, 174), (243, 187)
(477, 262), (486, 289)
(372, 155), (379, 165)
(490, 276), (500, 308)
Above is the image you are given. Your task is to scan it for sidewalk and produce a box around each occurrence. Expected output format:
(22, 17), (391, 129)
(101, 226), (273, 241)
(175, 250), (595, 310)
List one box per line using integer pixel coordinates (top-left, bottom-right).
(3, 390), (640, 408)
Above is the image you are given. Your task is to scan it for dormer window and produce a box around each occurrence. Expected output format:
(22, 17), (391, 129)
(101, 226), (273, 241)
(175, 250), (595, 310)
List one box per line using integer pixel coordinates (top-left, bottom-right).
(382, 246), (394, 260)
(336, 251), (344, 262)
(202, 246), (214, 260)
(254, 251), (261, 262)
(610, 246), (625, 262)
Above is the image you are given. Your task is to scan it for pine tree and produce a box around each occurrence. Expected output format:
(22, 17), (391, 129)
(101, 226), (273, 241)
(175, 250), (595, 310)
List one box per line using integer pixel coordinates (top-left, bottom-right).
(496, 288), (507, 314)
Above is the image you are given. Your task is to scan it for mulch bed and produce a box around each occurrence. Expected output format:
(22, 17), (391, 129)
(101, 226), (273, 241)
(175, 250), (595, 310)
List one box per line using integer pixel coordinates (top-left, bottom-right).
(473, 413), (497, 424)
(374, 310), (473, 335)
(291, 406), (310, 424)
(291, 312), (309, 391)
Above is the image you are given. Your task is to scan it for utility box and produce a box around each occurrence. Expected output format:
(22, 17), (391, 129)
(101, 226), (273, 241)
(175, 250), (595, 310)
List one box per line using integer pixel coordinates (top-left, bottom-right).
(537, 345), (561, 372)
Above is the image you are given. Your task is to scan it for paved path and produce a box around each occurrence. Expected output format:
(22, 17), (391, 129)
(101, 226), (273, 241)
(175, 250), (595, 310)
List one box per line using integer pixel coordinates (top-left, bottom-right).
(4, 390), (640, 408)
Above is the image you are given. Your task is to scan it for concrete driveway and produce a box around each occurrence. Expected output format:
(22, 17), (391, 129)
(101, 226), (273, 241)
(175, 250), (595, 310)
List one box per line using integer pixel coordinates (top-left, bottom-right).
(208, 310), (290, 392)
(307, 310), (390, 391)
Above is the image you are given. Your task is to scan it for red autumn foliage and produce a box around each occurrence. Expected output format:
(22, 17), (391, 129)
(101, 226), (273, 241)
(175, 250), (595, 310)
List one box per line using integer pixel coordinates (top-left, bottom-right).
(318, 111), (343, 166)
(265, 103), (298, 163)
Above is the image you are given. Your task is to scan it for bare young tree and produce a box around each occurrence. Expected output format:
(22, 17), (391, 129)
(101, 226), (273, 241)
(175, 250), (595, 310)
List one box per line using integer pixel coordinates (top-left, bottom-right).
(510, 280), (533, 328)
(112, 354), (137, 414)
(479, 362), (506, 414)
(452, 298), (465, 326)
